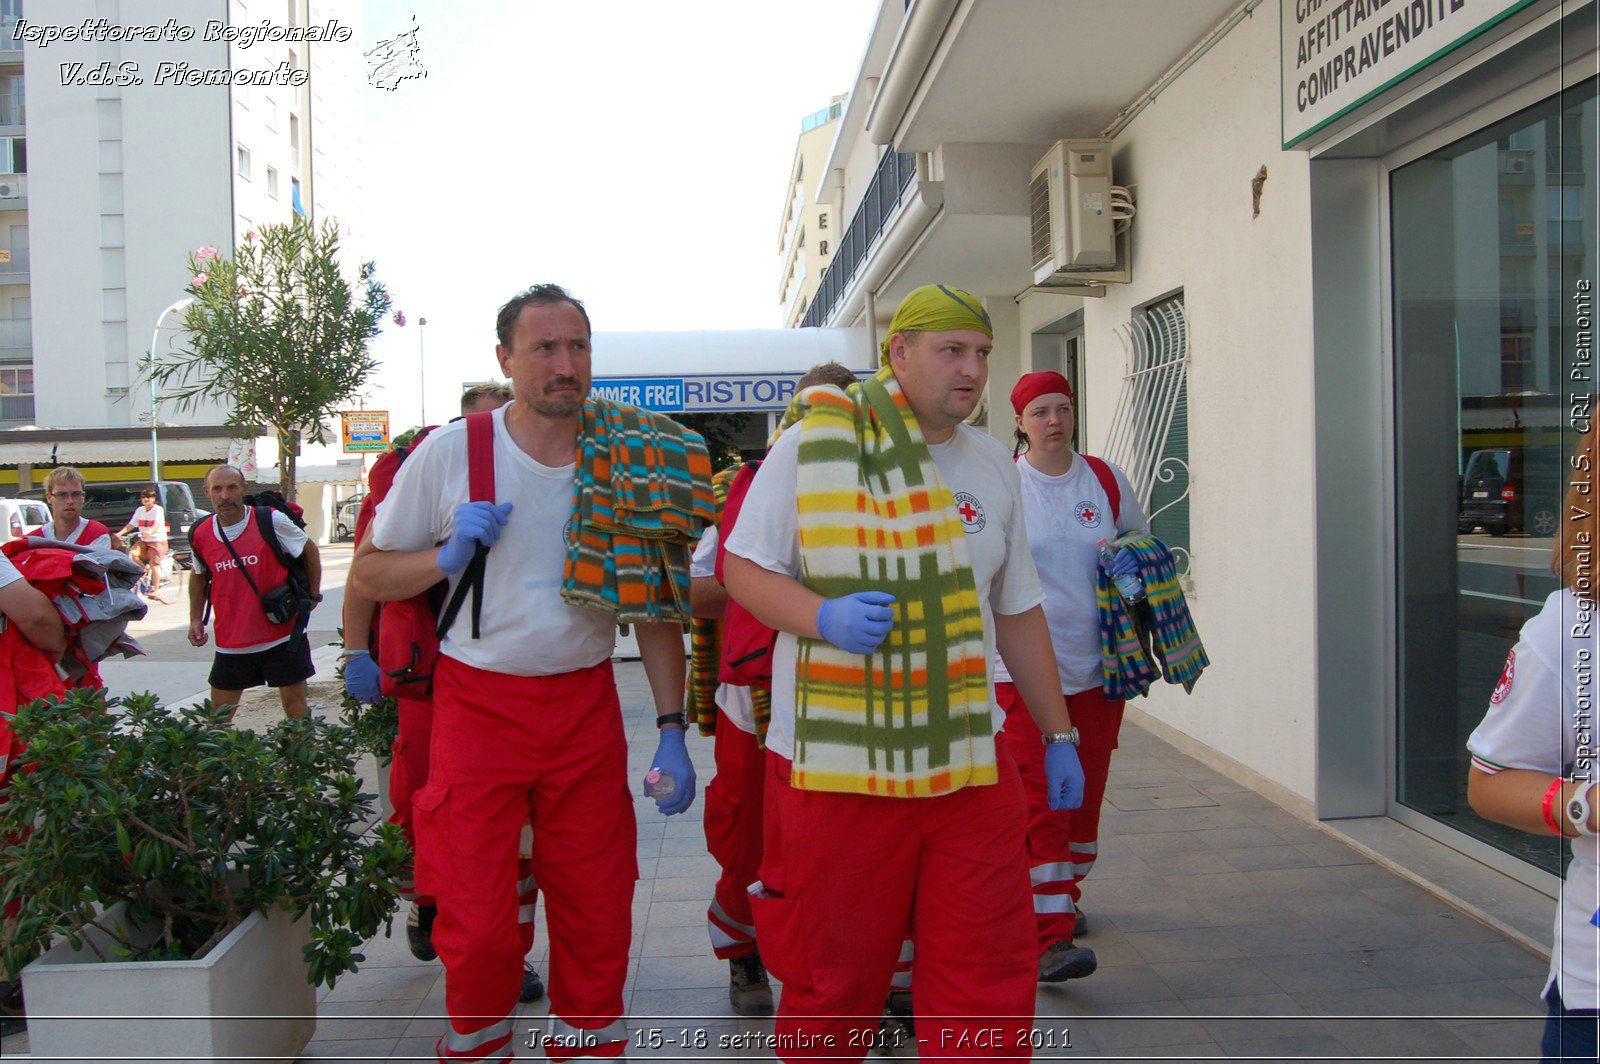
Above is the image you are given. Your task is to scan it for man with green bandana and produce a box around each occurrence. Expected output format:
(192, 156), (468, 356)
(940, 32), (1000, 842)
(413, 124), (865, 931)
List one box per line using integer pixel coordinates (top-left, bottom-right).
(724, 283), (1088, 1061)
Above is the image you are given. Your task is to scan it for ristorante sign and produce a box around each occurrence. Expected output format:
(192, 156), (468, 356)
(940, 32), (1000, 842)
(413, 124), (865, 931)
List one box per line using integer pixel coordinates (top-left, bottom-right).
(1281, 0), (1541, 146)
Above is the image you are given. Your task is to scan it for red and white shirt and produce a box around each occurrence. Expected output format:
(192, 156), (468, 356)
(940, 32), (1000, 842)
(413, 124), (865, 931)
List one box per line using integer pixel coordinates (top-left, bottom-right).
(129, 504), (168, 544)
(192, 509), (308, 653)
(28, 518), (112, 551)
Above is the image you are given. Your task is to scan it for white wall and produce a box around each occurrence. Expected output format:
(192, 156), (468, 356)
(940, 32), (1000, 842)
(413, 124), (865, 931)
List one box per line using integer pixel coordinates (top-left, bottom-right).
(1078, 10), (1320, 800)
(28, 0), (235, 431)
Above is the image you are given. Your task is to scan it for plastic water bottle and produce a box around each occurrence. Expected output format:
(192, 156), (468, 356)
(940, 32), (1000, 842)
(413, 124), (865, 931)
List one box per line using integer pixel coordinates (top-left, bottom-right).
(1098, 539), (1145, 603)
(645, 768), (677, 800)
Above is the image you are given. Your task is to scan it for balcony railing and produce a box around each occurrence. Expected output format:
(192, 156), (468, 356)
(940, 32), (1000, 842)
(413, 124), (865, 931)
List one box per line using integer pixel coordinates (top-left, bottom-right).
(801, 149), (917, 328)
(0, 91), (23, 126)
(0, 318), (30, 359)
(0, 246), (29, 272)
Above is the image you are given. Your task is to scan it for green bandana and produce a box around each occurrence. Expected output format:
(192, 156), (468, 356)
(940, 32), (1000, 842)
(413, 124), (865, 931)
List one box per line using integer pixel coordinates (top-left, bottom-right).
(879, 283), (993, 365)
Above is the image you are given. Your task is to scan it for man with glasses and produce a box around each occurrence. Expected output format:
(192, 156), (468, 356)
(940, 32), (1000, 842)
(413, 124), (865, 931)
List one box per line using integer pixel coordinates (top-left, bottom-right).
(117, 487), (169, 593)
(27, 467), (115, 551)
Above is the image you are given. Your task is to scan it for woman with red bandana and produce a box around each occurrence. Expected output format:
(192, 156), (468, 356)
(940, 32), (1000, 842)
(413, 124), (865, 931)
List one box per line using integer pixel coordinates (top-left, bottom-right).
(997, 371), (1147, 983)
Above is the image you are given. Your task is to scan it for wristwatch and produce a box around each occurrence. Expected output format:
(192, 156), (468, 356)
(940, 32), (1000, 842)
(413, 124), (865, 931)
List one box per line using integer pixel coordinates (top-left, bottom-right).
(1568, 779), (1599, 836)
(1042, 727), (1080, 747)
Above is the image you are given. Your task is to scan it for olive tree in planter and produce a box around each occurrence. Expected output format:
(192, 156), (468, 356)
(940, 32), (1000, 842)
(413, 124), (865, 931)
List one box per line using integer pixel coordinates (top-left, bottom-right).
(0, 689), (409, 1062)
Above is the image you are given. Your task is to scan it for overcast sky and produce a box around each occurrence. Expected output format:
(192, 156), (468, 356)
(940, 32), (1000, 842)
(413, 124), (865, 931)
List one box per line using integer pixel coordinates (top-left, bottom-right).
(349, 0), (879, 433)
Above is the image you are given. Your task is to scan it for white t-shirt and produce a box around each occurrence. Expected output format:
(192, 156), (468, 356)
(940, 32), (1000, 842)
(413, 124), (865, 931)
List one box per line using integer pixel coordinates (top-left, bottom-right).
(1467, 587), (1600, 1010)
(691, 527), (756, 734)
(993, 452), (1148, 695)
(725, 422), (1044, 759)
(37, 517), (112, 552)
(370, 404), (615, 677)
(130, 504), (168, 543)
(0, 552), (21, 590)
(212, 509), (310, 655)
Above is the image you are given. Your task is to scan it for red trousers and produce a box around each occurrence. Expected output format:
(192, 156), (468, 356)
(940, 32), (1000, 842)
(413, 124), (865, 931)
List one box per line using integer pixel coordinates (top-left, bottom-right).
(703, 709), (764, 960)
(754, 746), (1037, 1063)
(995, 683), (1124, 952)
(390, 696), (437, 907)
(419, 656), (636, 1063)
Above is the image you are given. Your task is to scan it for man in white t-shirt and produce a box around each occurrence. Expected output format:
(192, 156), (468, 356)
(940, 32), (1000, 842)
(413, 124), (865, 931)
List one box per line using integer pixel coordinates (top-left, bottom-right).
(723, 284), (1088, 1062)
(351, 284), (695, 1064)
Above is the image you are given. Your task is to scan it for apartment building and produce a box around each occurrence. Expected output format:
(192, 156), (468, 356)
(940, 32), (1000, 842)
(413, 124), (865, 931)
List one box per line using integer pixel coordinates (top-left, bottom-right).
(778, 96), (845, 328)
(0, 0), (364, 497)
(798, 0), (1597, 942)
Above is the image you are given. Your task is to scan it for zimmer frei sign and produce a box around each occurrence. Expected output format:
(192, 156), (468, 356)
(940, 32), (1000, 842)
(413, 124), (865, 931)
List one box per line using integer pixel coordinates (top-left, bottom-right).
(1281, 0), (1540, 147)
(590, 373), (811, 414)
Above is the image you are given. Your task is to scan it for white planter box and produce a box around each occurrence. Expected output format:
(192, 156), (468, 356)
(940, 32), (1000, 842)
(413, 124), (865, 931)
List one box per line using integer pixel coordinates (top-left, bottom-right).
(21, 903), (317, 1064)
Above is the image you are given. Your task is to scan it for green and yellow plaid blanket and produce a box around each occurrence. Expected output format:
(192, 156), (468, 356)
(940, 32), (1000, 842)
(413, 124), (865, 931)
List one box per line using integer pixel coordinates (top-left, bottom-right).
(790, 366), (994, 797)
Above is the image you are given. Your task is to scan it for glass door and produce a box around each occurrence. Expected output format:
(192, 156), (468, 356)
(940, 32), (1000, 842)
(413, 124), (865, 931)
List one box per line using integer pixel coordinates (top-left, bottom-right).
(1393, 78), (1597, 872)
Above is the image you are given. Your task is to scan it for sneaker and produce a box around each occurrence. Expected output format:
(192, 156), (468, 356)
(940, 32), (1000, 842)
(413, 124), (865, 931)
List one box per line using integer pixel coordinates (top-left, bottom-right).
(1038, 939), (1098, 982)
(1073, 908), (1089, 937)
(520, 962), (545, 1003)
(875, 989), (913, 1055)
(405, 902), (439, 962)
(728, 950), (774, 1016)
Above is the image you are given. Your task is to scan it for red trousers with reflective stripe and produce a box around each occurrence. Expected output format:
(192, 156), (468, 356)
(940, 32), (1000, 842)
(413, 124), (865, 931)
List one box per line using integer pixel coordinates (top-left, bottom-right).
(754, 746), (1037, 1062)
(996, 683), (1124, 953)
(418, 656), (636, 1063)
(704, 709), (764, 960)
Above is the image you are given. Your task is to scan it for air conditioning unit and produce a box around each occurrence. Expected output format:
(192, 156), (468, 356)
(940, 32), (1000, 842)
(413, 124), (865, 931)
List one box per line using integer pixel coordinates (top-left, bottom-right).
(1029, 139), (1133, 290)
(0, 180), (20, 199)
(1500, 154), (1529, 175)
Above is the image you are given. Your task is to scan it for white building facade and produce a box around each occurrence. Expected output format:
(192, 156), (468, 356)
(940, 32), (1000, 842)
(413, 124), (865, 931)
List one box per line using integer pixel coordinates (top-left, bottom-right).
(0, 0), (364, 506)
(799, 0), (1597, 944)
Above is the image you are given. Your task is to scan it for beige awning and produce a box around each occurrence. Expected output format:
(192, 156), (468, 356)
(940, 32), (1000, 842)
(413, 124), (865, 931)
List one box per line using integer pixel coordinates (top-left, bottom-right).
(0, 434), (236, 466)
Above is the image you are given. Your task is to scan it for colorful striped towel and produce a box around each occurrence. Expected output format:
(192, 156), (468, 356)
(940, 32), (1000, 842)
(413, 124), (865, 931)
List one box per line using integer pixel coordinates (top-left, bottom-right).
(790, 366), (995, 797)
(687, 464), (772, 745)
(1097, 531), (1209, 700)
(561, 397), (716, 624)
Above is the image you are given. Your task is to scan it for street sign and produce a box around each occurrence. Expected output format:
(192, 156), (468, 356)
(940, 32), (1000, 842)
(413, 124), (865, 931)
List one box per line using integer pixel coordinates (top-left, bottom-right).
(590, 372), (814, 414)
(340, 410), (390, 453)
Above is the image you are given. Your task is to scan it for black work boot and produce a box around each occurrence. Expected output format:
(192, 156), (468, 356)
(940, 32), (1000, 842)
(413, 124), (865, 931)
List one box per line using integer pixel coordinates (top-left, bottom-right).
(728, 949), (774, 1016)
(405, 901), (439, 962)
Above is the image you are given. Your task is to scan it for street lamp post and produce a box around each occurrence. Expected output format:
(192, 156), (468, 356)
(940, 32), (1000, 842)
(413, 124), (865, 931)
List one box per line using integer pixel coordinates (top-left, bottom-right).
(419, 316), (428, 426)
(147, 297), (195, 482)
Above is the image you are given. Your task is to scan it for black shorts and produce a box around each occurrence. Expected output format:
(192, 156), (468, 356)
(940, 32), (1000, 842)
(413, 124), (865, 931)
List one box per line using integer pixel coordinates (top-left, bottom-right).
(209, 635), (315, 691)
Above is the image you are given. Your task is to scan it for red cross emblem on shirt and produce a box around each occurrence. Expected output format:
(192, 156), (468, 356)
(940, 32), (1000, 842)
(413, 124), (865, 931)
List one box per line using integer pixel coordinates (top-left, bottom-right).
(953, 492), (985, 533)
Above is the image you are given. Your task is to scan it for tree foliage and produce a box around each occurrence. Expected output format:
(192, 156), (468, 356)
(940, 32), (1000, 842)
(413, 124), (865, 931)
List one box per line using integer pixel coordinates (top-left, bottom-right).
(673, 412), (755, 472)
(145, 218), (392, 501)
(0, 689), (409, 988)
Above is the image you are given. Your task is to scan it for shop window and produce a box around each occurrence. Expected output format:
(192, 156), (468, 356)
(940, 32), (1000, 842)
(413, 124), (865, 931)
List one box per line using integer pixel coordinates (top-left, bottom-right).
(1392, 77), (1597, 871)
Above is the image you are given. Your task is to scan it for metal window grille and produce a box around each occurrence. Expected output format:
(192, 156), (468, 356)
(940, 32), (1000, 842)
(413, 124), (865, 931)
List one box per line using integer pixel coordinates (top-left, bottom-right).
(1104, 295), (1192, 574)
(800, 149), (917, 328)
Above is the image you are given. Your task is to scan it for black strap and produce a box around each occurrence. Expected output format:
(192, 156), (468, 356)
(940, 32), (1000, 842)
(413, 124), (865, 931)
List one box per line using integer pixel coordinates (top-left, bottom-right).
(215, 515), (269, 603)
(435, 544), (489, 641)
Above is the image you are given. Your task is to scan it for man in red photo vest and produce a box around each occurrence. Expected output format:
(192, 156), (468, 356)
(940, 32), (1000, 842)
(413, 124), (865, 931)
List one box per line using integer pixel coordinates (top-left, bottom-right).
(187, 465), (322, 719)
(27, 466), (115, 551)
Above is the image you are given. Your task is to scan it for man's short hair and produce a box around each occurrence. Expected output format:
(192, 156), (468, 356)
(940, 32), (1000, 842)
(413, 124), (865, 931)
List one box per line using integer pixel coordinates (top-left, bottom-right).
(203, 464), (246, 487)
(797, 361), (859, 391)
(460, 382), (514, 415)
(495, 284), (591, 347)
(44, 466), (87, 496)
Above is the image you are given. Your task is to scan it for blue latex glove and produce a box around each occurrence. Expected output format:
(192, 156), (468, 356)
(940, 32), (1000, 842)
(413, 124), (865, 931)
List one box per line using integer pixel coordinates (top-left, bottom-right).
(643, 728), (697, 816)
(1109, 548), (1140, 577)
(343, 651), (383, 703)
(816, 591), (897, 655)
(1045, 741), (1086, 812)
(436, 501), (514, 574)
